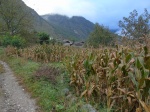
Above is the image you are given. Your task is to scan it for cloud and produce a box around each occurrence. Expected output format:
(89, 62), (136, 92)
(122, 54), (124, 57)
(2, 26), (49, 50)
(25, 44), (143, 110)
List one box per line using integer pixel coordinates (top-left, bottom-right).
(22, 0), (150, 29)
(23, 0), (94, 16)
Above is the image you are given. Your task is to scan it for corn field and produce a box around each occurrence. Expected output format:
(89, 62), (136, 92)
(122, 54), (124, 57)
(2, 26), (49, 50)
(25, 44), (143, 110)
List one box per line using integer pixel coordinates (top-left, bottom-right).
(5, 44), (76, 62)
(4, 43), (150, 112)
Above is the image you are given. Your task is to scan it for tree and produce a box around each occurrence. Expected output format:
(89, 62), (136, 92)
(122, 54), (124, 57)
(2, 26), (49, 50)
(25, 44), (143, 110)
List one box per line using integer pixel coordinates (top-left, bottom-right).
(0, 34), (26, 48)
(38, 32), (50, 45)
(86, 23), (116, 48)
(0, 0), (32, 35)
(119, 9), (150, 39)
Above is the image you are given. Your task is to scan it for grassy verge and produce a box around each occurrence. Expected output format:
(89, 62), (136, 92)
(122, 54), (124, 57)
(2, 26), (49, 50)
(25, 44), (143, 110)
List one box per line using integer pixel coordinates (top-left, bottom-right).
(7, 58), (66, 111)
(0, 47), (5, 60)
(0, 47), (5, 73)
(0, 64), (4, 74)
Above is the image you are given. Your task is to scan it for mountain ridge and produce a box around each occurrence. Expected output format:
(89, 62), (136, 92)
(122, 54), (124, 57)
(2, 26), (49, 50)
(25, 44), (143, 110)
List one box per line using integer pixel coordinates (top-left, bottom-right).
(42, 14), (95, 40)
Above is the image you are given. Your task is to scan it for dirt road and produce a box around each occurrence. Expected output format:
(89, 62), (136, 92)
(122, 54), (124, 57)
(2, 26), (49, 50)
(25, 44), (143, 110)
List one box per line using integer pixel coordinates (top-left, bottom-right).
(0, 61), (38, 112)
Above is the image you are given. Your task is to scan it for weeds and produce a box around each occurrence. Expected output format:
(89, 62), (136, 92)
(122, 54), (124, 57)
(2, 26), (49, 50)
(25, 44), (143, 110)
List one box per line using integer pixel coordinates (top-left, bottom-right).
(34, 65), (61, 84)
(0, 64), (4, 73)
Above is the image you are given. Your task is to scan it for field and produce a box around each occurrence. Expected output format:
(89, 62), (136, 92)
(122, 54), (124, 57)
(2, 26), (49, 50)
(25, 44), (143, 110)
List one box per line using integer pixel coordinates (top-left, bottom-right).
(0, 41), (150, 112)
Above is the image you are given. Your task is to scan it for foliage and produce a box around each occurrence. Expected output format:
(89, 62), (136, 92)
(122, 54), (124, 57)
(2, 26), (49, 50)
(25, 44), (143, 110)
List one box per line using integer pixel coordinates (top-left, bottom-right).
(0, 35), (26, 48)
(49, 38), (58, 45)
(38, 32), (50, 45)
(0, 47), (5, 60)
(86, 23), (116, 48)
(11, 36), (26, 48)
(0, 0), (33, 35)
(119, 9), (150, 38)
(0, 35), (11, 47)
(34, 65), (61, 84)
(19, 31), (39, 45)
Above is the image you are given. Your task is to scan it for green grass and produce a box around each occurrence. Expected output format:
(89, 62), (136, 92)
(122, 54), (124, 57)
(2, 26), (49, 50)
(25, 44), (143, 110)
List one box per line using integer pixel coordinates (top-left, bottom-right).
(0, 64), (4, 74)
(7, 58), (66, 111)
(0, 47), (5, 59)
(0, 47), (5, 73)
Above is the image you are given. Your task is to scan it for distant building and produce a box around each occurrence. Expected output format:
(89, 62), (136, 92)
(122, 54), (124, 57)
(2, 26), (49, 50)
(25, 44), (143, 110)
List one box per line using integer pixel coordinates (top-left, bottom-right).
(62, 39), (84, 47)
(73, 41), (84, 47)
(63, 39), (73, 46)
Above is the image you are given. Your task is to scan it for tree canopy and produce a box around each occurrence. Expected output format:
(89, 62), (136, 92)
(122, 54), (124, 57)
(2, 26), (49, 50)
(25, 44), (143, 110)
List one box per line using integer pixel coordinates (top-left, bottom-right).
(0, 0), (32, 35)
(38, 32), (50, 45)
(119, 9), (150, 39)
(86, 23), (116, 48)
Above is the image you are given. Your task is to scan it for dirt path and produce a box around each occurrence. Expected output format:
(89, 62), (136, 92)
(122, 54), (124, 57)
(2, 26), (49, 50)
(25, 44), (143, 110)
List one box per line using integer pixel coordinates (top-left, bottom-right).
(0, 61), (38, 112)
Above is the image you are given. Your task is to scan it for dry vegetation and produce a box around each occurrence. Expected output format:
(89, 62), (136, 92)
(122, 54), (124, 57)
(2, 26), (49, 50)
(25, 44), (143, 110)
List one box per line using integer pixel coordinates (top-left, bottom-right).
(0, 64), (5, 73)
(4, 37), (150, 112)
(34, 65), (61, 85)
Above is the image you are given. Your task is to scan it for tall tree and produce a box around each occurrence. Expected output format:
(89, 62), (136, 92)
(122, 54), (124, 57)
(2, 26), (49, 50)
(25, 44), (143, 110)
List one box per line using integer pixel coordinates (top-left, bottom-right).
(0, 0), (32, 35)
(86, 23), (116, 48)
(119, 9), (150, 39)
(38, 32), (50, 45)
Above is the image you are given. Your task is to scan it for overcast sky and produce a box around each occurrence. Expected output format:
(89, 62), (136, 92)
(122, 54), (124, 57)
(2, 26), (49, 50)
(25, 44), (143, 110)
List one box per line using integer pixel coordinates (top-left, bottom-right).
(22, 0), (150, 29)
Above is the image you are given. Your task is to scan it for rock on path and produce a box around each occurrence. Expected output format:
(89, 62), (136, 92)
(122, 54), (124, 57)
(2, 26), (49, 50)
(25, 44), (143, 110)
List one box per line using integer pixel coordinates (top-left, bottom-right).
(0, 61), (38, 112)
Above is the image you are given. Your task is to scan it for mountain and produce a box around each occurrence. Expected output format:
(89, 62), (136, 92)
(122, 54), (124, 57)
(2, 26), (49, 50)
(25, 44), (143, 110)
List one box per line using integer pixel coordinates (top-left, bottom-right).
(42, 14), (95, 40)
(17, 0), (95, 40)
(0, 0), (110, 41)
(0, 0), (57, 38)
(22, 3), (57, 37)
(20, 0), (95, 40)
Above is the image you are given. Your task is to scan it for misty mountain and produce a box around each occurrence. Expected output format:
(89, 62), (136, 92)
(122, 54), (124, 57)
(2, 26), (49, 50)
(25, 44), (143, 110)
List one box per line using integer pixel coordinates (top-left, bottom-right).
(19, 0), (95, 40)
(42, 14), (95, 40)
(23, 4), (58, 37)
(17, 0), (95, 40)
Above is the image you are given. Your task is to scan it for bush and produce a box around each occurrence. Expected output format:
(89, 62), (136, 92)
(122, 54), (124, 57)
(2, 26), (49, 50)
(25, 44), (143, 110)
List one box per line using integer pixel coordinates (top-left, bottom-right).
(38, 32), (50, 45)
(11, 36), (26, 48)
(49, 38), (56, 45)
(0, 35), (26, 48)
(34, 65), (61, 84)
(0, 35), (11, 47)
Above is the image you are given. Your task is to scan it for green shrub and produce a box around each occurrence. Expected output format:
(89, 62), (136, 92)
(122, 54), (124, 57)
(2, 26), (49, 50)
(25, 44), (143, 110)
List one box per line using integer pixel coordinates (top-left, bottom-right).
(11, 36), (26, 48)
(38, 32), (49, 45)
(49, 38), (56, 45)
(1, 35), (11, 47)
(0, 35), (26, 48)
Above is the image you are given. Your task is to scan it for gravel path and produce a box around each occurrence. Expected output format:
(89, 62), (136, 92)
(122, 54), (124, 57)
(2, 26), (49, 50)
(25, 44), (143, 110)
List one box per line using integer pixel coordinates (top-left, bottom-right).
(0, 61), (38, 112)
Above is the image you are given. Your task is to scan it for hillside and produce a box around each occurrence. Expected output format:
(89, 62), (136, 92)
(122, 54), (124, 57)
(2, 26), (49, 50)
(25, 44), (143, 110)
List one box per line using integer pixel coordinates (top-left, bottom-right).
(0, 0), (57, 38)
(42, 14), (95, 40)
(21, 1), (58, 37)
(0, 0), (116, 41)
(0, 0), (94, 41)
